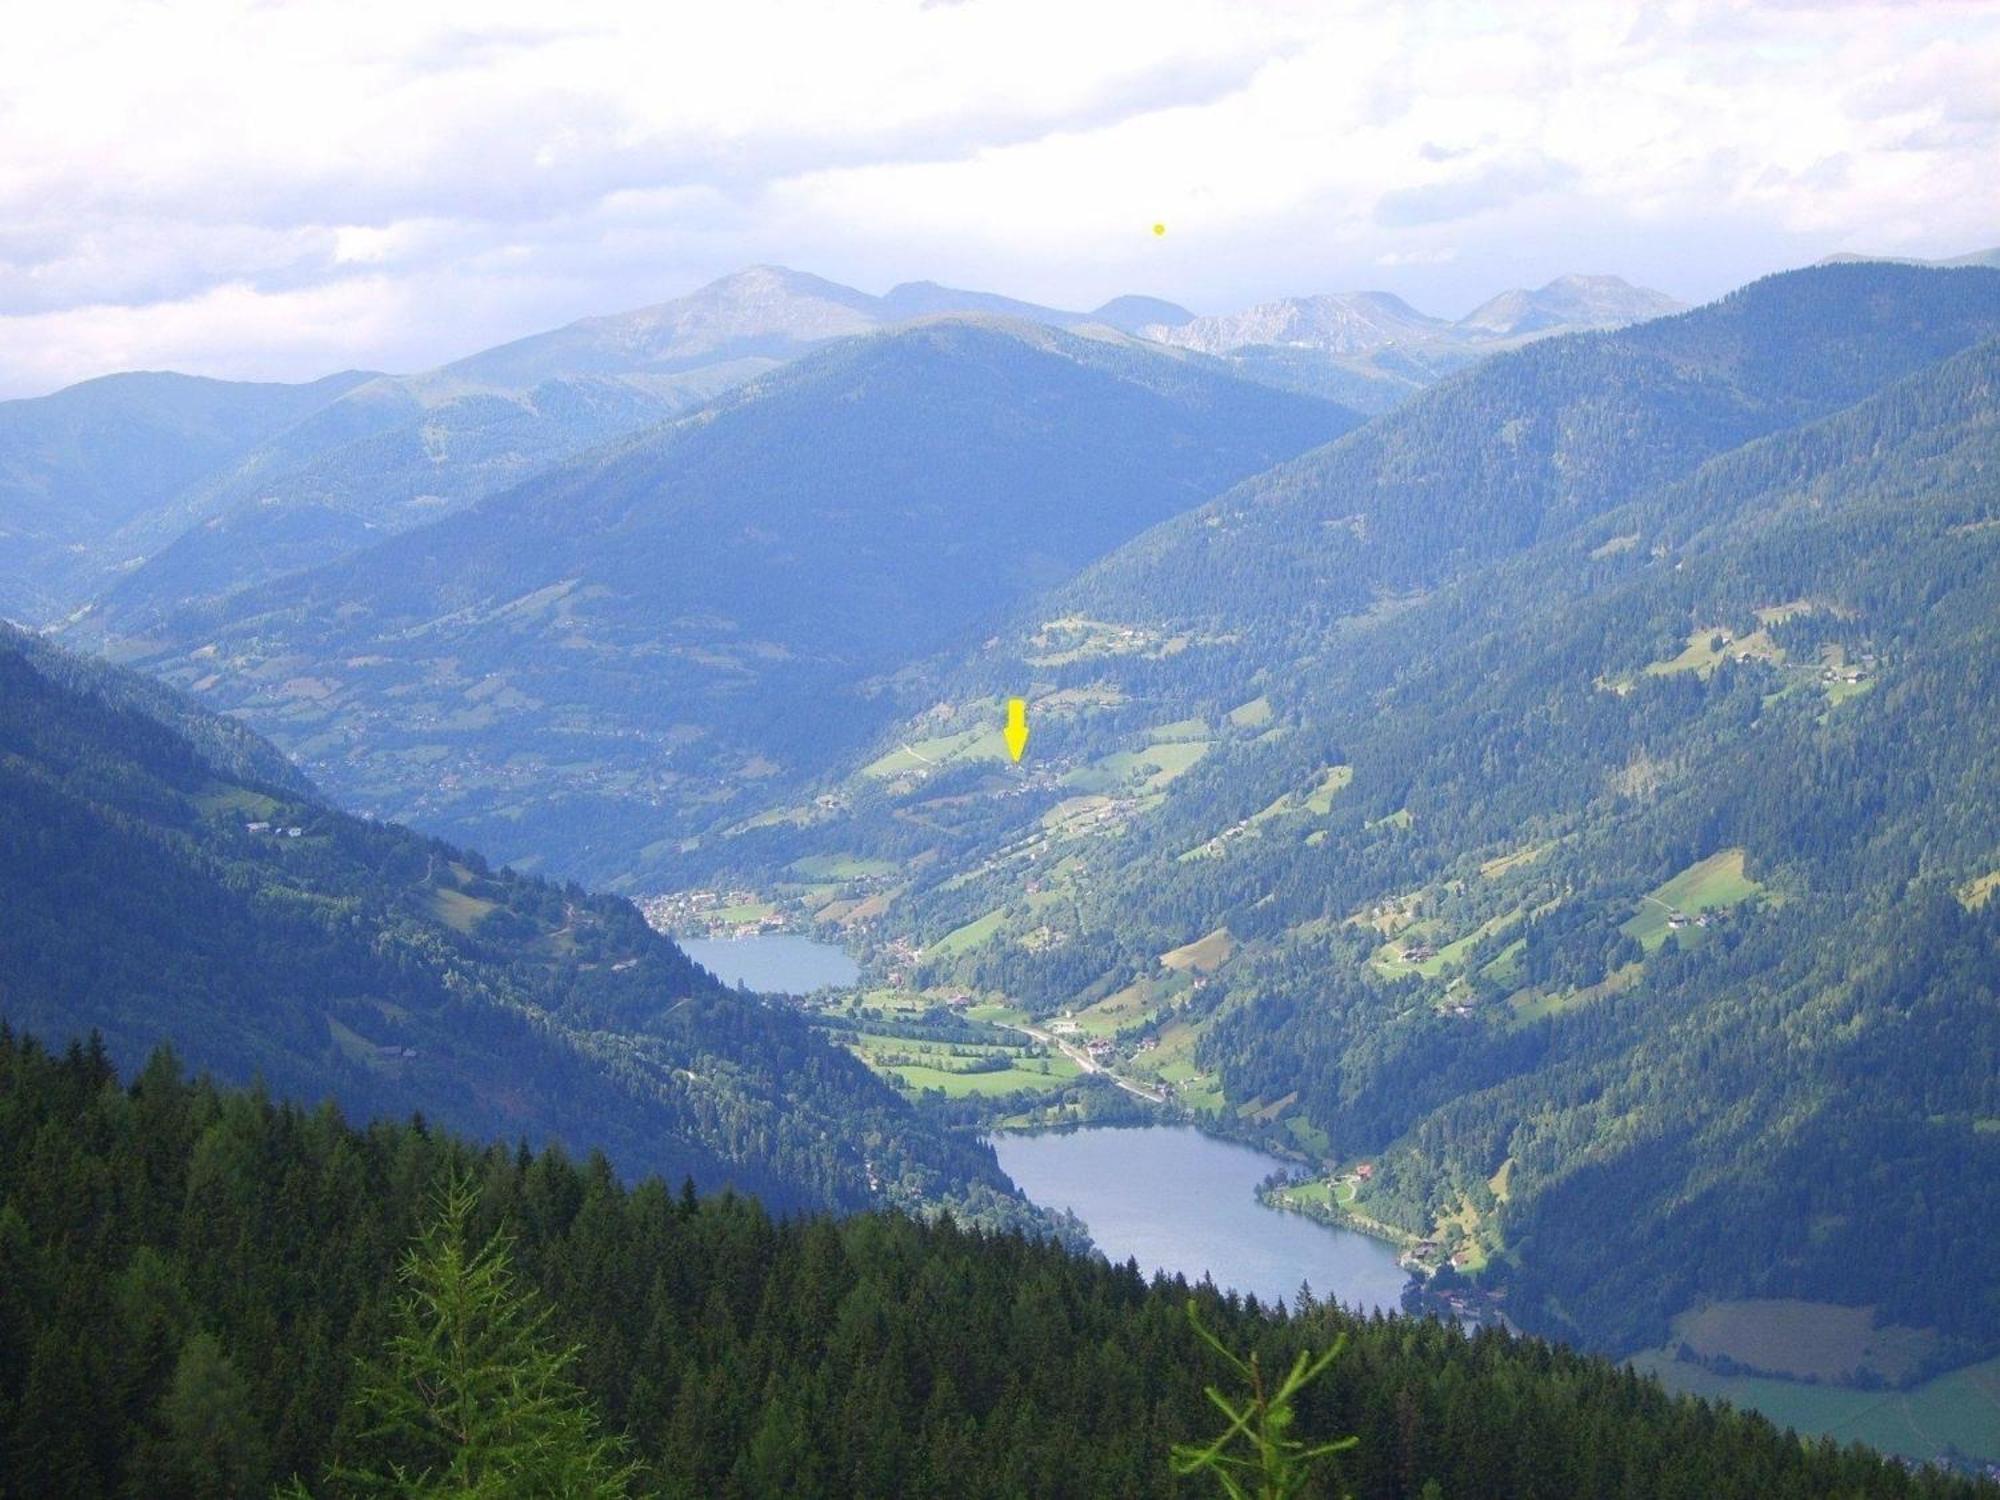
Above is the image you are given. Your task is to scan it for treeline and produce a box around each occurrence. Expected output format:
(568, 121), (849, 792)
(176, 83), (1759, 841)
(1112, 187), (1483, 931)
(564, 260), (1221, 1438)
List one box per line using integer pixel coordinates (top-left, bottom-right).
(711, 277), (2000, 1361)
(0, 626), (1042, 1230)
(5, 1030), (1993, 1499)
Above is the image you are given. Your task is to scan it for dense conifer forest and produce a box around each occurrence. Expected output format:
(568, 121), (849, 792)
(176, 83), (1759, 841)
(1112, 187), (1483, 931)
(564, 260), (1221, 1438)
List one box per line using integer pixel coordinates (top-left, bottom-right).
(0, 624), (1038, 1230)
(686, 270), (2000, 1365)
(3, 1030), (1993, 1499)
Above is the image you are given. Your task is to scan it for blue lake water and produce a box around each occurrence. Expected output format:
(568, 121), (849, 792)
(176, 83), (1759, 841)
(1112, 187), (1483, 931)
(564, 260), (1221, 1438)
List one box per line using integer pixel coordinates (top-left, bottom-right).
(679, 933), (860, 993)
(992, 1124), (1408, 1312)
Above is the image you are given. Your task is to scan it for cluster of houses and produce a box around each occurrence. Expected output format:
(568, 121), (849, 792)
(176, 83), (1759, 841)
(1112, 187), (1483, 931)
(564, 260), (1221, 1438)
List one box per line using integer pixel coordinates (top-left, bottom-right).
(1664, 909), (1716, 932)
(640, 887), (779, 938)
(878, 935), (923, 988)
(244, 821), (305, 838)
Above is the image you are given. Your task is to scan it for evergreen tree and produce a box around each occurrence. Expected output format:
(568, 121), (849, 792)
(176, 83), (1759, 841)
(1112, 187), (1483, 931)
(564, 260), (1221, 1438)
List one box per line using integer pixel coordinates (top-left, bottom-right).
(321, 1173), (637, 1498)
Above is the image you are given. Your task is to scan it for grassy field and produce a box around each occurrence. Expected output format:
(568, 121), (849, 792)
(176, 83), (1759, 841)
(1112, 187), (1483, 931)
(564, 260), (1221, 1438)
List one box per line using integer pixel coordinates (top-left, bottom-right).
(1284, 1114), (1331, 1154)
(1161, 928), (1234, 973)
(1645, 625), (1785, 677)
(1620, 848), (1761, 950)
(1958, 869), (2000, 910)
(861, 726), (1000, 779)
(874, 1053), (1081, 1097)
(1023, 616), (1158, 667)
(789, 853), (899, 880)
(1127, 1015), (1224, 1113)
(1634, 1352), (2000, 1466)
(932, 907), (1007, 956)
(1480, 842), (1550, 879)
(1066, 737), (1212, 795)
(1301, 765), (1354, 814)
(1227, 695), (1273, 728)
(1372, 908), (1522, 979)
(814, 990), (1084, 1099)
(429, 886), (497, 934)
(1669, 1299), (1939, 1384)
(1509, 961), (1643, 1023)
(1070, 976), (1171, 1038)
(1181, 765), (1352, 860)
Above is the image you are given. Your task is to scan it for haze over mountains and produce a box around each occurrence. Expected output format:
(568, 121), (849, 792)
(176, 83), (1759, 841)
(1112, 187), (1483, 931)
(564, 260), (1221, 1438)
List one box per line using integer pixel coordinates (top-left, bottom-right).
(3, 263), (1674, 634)
(104, 318), (1356, 876)
(1142, 274), (1684, 409)
(0, 620), (1040, 1230)
(5, 245), (1999, 1472)
(623, 260), (2000, 1375)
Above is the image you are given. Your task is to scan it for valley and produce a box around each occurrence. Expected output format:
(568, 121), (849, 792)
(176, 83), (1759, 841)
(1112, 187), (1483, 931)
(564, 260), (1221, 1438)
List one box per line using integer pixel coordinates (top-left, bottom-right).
(9, 249), (2000, 1482)
(593, 261), (2000, 1466)
(12, 8), (2000, 1492)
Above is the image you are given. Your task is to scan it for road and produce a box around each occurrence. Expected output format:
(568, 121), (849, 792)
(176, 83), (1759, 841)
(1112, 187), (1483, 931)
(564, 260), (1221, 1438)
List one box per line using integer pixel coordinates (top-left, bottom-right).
(1008, 1020), (1166, 1105)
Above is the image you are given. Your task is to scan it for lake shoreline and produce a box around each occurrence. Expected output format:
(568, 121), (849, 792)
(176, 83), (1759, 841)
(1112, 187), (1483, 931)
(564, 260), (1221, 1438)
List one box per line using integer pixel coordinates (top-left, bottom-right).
(990, 1123), (1409, 1312)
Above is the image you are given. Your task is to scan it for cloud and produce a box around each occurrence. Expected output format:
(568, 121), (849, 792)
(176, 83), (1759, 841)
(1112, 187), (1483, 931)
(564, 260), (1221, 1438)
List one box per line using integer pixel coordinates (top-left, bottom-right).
(1, 0), (1997, 396)
(1374, 156), (1580, 228)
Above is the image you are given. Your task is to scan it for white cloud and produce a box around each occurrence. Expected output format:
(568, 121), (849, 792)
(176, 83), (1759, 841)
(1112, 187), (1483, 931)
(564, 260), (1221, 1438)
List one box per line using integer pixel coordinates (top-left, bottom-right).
(1, 0), (1996, 394)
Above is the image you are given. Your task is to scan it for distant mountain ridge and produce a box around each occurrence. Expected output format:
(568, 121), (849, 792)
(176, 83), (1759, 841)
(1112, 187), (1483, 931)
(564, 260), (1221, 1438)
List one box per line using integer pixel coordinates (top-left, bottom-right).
(442, 265), (1186, 386)
(20, 268), (1200, 633)
(0, 369), (378, 620)
(8, 262), (1683, 630)
(1456, 273), (1684, 336)
(1135, 274), (1683, 410)
(681, 260), (2000, 1369)
(1821, 246), (2000, 271)
(1143, 273), (1680, 354)
(109, 316), (1358, 880)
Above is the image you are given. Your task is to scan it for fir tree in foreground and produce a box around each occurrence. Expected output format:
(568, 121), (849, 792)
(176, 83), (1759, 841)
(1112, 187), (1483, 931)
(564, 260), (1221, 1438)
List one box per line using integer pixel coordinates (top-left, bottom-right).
(2, 1030), (1993, 1499)
(1172, 1299), (1357, 1499)
(292, 1175), (636, 1498)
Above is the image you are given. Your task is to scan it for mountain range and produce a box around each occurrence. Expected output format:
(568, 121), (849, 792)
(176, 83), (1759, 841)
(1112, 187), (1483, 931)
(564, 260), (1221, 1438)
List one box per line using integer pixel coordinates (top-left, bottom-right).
(4, 265), (1674, 636)
(7, 245), (1997, 1458)
(638, 260), (2000, 1373)
(0, 621), (1043, 1229)
(95, 318), (1355, 878)
(1143, 274), (1683, 409)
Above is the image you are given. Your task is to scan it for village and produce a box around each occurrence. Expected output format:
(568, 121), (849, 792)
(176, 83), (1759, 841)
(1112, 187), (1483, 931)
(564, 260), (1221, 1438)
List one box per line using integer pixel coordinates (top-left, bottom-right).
(639, 886), (791, 940)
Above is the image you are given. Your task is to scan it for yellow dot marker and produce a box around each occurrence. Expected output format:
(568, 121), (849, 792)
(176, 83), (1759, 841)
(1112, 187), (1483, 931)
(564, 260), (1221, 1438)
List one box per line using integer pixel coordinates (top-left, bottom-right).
(1152, 222), (1166, 236)
(1003, 697), (1030, 762)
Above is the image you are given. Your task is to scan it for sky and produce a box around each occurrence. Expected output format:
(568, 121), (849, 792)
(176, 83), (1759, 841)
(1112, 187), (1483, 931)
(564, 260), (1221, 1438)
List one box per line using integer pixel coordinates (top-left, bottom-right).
(3, 0), (1997, 398)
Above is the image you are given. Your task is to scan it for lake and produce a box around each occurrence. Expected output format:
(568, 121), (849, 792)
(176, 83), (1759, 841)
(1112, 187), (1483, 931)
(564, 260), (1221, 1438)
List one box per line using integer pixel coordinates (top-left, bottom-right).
(679, 933), (860, 993)
(992, 1125), (1408, 1312)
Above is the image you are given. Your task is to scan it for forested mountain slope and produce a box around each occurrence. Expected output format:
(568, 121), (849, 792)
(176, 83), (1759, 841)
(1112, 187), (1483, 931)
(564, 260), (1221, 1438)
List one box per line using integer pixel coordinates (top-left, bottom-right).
(687, 271), (2000, 1365)
(0, 627), (1031, 1222)
(1071, 262), (2000, 642)
(0, 369), (375, 620)
(51, 266), (1111, 634)
(83, 372), (726, 634)
(1139, 273), (1684, 412)
(111, 319), (1357, 885)
(3, 1035), (1990, 1498)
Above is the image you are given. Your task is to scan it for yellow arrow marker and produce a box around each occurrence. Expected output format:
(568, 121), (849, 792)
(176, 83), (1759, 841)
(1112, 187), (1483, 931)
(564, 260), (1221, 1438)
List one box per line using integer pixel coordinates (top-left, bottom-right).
(1003, 697), (1030, 762)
